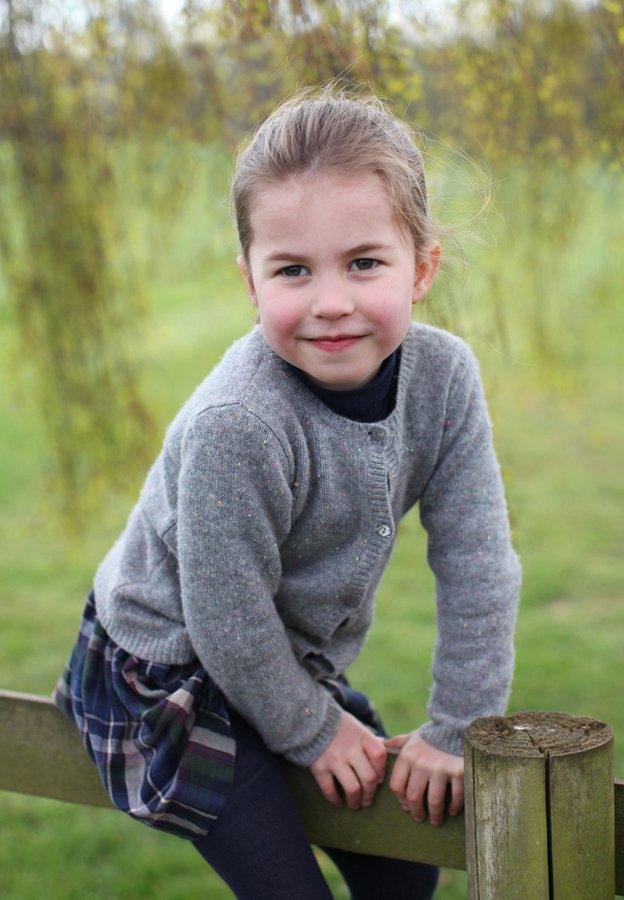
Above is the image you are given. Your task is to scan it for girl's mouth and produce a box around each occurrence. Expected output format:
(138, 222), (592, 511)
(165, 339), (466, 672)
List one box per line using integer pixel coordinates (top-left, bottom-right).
(308, 336), (364, 353)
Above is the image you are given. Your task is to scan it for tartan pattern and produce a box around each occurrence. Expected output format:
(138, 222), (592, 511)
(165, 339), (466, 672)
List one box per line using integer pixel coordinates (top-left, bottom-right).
(51, 589), (388, 842)
(51, 589), (236, 841)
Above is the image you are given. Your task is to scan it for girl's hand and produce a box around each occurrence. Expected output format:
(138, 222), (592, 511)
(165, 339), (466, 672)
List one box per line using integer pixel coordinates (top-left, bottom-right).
(308, 711), (387, 810)
(383, 730), (464, 826)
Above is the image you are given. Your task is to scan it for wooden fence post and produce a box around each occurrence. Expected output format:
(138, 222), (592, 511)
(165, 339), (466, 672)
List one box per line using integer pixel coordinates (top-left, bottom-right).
(463, 710), (615, 899)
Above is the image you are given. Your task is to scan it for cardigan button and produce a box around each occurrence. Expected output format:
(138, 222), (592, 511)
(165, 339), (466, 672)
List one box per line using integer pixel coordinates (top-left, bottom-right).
(376, 523), (392, 537)
(368, 426), (386, 443)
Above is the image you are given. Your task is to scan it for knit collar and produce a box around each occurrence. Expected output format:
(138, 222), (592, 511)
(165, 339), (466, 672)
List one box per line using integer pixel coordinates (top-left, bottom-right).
(284, 346), (401, 423)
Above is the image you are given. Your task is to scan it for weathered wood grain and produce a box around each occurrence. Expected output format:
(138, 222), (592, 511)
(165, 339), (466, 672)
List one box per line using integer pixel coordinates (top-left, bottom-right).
(464, 710), (616, 899)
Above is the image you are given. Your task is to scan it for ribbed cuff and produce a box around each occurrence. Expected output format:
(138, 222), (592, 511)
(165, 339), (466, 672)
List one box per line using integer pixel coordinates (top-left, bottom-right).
(281, 696), (344, 766)
(418, 721), (465, 757)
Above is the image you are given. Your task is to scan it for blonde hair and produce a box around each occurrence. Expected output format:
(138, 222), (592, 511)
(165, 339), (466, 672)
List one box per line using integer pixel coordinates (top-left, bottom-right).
(229, 80), (441, 268)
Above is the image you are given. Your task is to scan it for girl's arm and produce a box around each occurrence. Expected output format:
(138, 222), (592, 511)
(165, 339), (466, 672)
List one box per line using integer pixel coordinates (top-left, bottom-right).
(177, 403), (343, 767)
(417, 340), (522, 756)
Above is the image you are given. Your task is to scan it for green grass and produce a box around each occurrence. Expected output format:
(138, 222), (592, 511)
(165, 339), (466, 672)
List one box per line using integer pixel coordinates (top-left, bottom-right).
(1, 155), (622, 898)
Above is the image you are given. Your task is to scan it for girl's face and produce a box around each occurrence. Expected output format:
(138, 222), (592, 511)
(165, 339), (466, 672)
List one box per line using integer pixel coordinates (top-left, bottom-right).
(237, 169), (441, 391)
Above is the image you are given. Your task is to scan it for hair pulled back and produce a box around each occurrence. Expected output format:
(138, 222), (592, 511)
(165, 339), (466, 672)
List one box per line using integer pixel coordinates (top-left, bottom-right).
(229, 81), (439, 266)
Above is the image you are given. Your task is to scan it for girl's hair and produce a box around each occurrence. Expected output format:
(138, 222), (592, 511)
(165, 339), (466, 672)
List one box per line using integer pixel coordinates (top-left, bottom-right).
(229, 80), (441, 267)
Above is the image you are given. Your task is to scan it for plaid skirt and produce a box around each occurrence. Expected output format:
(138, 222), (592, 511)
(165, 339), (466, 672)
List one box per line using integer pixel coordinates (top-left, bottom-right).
(51, 588), (388, 843)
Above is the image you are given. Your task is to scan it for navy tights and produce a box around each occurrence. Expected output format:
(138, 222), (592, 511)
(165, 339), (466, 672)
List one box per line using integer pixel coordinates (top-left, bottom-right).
(192, 705), (439, 899)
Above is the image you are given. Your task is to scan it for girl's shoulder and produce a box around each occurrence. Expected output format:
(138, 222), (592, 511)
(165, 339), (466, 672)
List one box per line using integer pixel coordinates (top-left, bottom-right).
(159, 325), (297, 456)
(407, 319), (471, 355)
(404, 320), (476, 383)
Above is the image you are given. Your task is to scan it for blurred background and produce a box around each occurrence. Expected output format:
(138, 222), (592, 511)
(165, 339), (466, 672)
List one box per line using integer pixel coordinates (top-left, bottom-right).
(0, 1), (622, 896)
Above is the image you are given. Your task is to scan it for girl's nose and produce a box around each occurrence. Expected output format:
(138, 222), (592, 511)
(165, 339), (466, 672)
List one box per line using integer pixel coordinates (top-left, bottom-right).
(309, 276), (356, 317)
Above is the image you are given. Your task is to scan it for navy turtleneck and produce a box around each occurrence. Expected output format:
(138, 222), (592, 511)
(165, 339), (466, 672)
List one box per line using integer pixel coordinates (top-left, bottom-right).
(285, 344), (402, 423)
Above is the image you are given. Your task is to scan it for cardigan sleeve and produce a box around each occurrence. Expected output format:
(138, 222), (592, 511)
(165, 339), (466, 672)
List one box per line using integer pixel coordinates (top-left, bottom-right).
(177, 403), (344, 766)
(417, 341), (522, 757)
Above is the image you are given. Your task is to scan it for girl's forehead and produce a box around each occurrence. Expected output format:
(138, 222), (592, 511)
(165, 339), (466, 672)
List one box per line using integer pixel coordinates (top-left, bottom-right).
(253, 168), (386, 207)
(249, 170), (399, 244)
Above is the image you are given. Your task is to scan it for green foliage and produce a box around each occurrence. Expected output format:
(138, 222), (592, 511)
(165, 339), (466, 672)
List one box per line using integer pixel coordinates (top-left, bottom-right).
(0, 2), (211, 533)
(186, 0), (424, 144)
(0, 45), (155, 535)
(0, 0), (621, 536)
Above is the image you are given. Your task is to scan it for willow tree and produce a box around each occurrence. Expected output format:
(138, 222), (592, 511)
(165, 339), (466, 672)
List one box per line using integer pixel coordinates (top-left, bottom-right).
(180, 0), (423, 146)
(395, 0), (623, 370)
(0, 1), (208, 536)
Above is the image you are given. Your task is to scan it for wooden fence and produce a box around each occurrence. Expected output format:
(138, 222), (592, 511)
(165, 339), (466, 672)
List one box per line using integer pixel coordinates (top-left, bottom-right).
(1, 689), (622, 897)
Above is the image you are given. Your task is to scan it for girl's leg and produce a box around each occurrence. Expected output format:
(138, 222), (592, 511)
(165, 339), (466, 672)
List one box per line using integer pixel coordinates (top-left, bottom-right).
(191, 705), (333, 900)
(318, 844), (440, 899)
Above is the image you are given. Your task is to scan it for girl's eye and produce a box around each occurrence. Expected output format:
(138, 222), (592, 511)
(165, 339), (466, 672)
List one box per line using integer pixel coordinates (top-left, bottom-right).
(351, 257), (379, 271)
(279, 265), (307, 278)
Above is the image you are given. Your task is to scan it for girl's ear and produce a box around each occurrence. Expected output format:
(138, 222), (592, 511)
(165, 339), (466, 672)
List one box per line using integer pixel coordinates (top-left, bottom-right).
(412, 241), (441, 305)
(237, 254), (258, 307)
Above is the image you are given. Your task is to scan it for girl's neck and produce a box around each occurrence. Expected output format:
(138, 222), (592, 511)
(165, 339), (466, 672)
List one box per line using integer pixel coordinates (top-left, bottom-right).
(284, 345), (402, 423)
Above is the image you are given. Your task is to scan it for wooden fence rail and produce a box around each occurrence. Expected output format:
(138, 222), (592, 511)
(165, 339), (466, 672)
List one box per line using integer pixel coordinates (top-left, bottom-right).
(1, 689), (622, 897)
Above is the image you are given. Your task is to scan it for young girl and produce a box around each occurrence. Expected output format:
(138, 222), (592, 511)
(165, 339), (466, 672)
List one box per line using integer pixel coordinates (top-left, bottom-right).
(51, 83), (522, 899)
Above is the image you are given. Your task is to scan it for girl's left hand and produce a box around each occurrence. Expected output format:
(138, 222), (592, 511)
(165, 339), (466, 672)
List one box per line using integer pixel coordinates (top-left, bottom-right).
(383, 730), (464, 826)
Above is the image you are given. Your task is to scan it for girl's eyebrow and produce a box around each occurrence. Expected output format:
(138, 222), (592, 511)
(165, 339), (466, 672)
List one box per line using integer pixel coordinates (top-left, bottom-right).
(264, 242), (394, 263)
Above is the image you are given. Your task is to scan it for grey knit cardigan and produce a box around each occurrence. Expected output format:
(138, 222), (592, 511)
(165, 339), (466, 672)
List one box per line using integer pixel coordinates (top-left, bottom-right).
(93, 321), (522, 765)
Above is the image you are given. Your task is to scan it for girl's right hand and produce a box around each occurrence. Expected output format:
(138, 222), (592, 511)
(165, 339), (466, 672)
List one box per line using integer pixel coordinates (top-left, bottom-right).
(308, 711), (388, 810)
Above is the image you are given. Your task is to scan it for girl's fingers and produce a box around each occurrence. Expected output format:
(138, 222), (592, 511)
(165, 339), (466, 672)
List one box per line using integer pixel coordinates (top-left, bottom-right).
(422, 772), (448, 826)
(333, 762), (364, 810)
(388, 753), (411, 804)
(403, 767), (430, 820)
(383, 733), (410, 750)
(363, 736), (388, 784)
(313, 770), (343, 808)
(450, 774), (465, 815)
(352, 748), (382, 807)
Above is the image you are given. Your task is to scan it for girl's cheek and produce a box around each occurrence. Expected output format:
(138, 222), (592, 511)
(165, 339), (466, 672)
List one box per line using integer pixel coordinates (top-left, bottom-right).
(268, 304), (304, 337)
(363, 302), (404, 333)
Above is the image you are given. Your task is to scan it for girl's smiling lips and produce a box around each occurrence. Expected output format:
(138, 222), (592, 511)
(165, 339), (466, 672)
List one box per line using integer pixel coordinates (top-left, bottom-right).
(307, 333), (365, 340)
(306, 335), (366, 353)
